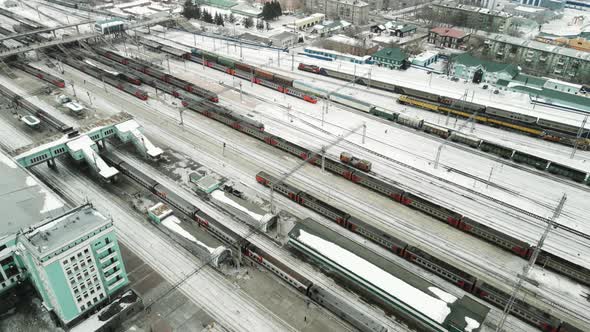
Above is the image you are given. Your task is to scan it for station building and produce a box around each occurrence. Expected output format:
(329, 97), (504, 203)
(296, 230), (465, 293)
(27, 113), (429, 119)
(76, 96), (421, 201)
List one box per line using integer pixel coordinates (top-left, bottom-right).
(0, 150), (129, 328)
(450, 53), (519, 84)
(371, 47), (410, 69)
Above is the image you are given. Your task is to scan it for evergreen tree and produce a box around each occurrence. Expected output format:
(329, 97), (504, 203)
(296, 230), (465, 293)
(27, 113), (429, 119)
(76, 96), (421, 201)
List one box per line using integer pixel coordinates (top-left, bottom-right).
(244, 17), (254, 29)
(182, 0), (193, 19)
(262, 2), (272, 21)
(265, 21), (270, 30)
(256, 19), (264, 30)
(216, 13), (225, 26)
(275, 0), (282, 18)
(228, 13), (236, 24)
(194, 5), (201, 19)
(202, 9), (213, 23)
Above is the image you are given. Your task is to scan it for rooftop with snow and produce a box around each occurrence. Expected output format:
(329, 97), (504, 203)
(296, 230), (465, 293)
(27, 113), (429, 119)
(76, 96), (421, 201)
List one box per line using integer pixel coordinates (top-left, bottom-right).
(0, 149), (65, 239)
(24, 204), (112, 256)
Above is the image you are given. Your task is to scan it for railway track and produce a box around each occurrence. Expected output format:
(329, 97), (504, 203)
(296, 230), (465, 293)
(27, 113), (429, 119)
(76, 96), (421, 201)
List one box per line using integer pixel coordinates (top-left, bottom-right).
(217, 80), (590, 243)
(34, 49), (590, 329)
(28, 60), (405, 331)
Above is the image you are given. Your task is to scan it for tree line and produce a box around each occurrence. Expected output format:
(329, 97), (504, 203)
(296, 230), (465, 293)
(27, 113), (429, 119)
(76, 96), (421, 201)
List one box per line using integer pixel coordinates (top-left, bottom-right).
(182, 0), (276, 30)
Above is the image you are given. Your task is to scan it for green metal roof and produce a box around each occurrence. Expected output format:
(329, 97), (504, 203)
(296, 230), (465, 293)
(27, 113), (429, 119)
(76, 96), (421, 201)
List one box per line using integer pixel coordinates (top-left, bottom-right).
(512, 73), (547, 88)
(196, 0), (236, 9)
(496, 79), (510, 87)
(508, 85), (590, 112)
(372, 47), (408, 62)
(453, 53), (519, 77)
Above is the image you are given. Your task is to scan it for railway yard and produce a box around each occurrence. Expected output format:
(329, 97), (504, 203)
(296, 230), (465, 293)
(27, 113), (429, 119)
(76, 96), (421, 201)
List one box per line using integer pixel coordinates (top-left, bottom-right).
(1, 1), (590, 332)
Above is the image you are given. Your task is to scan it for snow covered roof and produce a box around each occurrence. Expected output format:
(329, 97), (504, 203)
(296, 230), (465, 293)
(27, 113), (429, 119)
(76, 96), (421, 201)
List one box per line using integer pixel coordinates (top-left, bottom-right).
(24, 204), (110, 256)
(430, 27), (467, 39)
(484, 32), (590, 61)
(453, 53), (519, 76)
(0, 150), (65, 238)
(372, 47), (409, 61)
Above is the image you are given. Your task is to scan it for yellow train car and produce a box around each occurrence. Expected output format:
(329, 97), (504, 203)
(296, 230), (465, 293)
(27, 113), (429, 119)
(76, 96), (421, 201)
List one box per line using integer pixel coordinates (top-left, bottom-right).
(398, 95), (544, 136)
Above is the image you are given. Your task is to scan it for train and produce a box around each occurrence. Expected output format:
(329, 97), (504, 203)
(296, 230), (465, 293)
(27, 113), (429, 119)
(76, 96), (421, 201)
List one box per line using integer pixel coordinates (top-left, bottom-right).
(101, 152), (389, 332)
(256, 170), (585, 332)
(57, 54), (148, 101)
(13, 63), (65, 88)
(340, 151), (372, 172)
(46, 0), (81, 9)
(297, 63), (590, 149)
(165, 74), (589, 291)
(93, 47), (219, 103)
(289, 220), (490, 332)
(139, 39), (318, 104)
(63, 43), (587, 291)
(289, 78), (590, 185)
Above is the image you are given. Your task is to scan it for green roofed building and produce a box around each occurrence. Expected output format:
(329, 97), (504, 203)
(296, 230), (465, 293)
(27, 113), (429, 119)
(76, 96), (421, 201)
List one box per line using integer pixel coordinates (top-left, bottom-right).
(451, 53), (519, 84)
(194, 0), (237, 9)
(0, 150), (128, 328)
(371, 47), (409, 70)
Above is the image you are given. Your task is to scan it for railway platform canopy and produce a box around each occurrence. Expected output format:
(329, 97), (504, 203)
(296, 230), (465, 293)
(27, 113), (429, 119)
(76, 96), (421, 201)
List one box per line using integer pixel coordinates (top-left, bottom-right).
(288, 220), (489, 331)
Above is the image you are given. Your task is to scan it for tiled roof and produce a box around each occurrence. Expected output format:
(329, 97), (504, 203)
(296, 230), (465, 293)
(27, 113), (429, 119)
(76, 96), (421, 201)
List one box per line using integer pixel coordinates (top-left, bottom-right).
(430, 27), (467, 39)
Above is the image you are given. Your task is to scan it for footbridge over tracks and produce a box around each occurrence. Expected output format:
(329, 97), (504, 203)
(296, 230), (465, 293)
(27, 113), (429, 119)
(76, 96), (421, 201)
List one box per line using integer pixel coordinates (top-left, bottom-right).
(10, 112), (162, 181)
(0, 20), (95, 44)
(0, 14), (177, 58)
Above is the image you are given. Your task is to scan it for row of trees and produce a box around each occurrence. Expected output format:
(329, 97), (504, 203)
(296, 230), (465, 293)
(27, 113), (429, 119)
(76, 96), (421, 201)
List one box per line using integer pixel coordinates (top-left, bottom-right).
(261, 1), (282, 21)
(182, 0), (273, 30)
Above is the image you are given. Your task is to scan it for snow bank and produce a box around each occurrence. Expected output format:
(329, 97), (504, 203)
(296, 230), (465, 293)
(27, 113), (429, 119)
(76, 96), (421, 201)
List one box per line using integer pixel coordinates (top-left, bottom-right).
(161, 215), (215, 253)
(298, 230), (452, 324)
(211, 189), (264, 221)
(464, 317), (480, 332)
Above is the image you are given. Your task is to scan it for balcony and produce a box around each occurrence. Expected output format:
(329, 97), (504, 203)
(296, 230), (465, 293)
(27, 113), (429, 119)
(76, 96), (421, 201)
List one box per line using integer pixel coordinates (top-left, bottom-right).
(99, 251), (117, 265)
(107, 277), (126, 291)
(105, 268), (122, 282)
(101, 259), (120, 272)
(96, 242), (115, 255)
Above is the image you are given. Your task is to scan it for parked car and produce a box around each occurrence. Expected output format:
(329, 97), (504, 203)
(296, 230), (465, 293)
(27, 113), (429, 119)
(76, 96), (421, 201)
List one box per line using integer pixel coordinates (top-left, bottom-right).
(482, 84), (488, 90)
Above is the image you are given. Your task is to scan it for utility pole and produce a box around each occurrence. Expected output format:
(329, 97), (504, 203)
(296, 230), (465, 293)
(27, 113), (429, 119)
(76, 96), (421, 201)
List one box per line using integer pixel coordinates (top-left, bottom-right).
(486, 166), (494, 189)
(239, 81), (243, 102)
(495, 194), (567, 332)
(570, 115), (587, 159)
(434, 144), (443, 169)
(179, 109), (185, 125)
(277, 48), (280, 67)
(166, 55), (170, 74)
(291, 53), (294, 71)
(222, 142), (226, 157)
(362, 122), (366, 144)
(71, 81), (76, 97)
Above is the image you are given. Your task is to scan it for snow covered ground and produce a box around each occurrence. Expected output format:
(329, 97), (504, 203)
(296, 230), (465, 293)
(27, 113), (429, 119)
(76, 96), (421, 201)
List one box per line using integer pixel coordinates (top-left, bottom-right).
(143, 29), (590, 130)
(129, 38), (590, 243)
(541, 8), (590, 37)
(19, 51), (586, 328)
